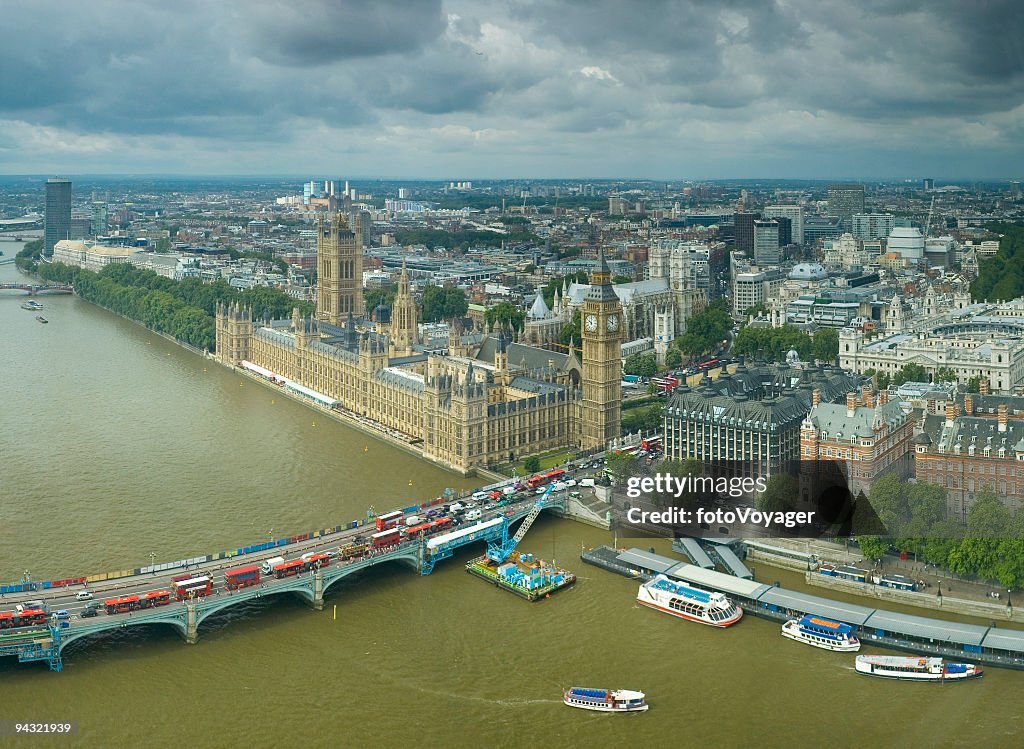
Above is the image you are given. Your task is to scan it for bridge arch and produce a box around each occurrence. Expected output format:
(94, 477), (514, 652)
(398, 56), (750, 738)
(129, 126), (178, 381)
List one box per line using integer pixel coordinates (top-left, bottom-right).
(58, 613), (189, 654)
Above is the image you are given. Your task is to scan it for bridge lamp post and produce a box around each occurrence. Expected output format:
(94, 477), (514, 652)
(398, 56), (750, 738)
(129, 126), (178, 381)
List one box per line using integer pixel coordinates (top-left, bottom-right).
(149, 552), (156, 573)
(268, 528), (273, 546)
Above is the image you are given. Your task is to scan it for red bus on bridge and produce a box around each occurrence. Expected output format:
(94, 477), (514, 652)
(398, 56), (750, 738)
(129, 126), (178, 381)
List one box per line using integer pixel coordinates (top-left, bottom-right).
(375, 511), (404, 532)
(526, 469), (566, 490)
(301, 552), (331, 570)
(225, 565), (261, 590)
(272, 559), (306, 578)
(0, 609), (47, 628)
(172, 576), (212, 600)
(105, 595), (141, 614)
(143, 590), (172, 607)
(371, 528), (402, 548)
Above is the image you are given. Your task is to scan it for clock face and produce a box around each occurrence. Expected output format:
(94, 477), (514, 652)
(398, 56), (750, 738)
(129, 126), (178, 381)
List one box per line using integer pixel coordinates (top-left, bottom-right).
(584, 314), (598, 332)
(607, 314), (619, 332)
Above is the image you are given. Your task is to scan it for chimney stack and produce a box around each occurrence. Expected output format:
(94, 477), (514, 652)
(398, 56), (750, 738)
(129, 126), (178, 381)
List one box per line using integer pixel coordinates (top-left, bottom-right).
(847, 391), (857, 417)
(945, 403), (956, 426)
(999, 403), (1008, 432)
(863, 384), (874, 409)
(812, 388), (821, 408)
(964, 394), (973, 415)
(980, 378), (990, 395)
(878, 389), (888, 406)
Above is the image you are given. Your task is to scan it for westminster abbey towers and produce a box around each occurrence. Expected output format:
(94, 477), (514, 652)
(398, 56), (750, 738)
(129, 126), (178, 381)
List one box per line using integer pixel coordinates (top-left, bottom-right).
(316, 213), (363, 325)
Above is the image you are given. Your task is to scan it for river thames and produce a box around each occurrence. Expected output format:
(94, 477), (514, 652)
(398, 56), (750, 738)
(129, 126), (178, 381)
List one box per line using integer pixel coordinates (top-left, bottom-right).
(1, 252), (1022, 748)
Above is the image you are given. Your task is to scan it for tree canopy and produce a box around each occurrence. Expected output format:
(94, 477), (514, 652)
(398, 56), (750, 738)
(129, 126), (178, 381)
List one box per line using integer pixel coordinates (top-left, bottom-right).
(970, 223), (1024, 302)
(677, 299), (732, 358)
(485, 301), (526, 332)
(421, 285), (468, 322)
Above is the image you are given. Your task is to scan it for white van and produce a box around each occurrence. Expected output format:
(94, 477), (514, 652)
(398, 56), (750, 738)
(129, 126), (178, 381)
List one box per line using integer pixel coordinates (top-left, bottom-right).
(471, 491), (488, 502)
(75, 591), (94, 601)
(260, 556), (285, 575)
(579, 478), (596, 487)
(449, 502), (465, 513)
(464, 509), (482, 521)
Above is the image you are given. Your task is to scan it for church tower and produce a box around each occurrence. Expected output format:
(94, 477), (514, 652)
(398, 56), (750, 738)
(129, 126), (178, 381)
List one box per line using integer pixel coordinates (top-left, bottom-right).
(316, 212), (363, 326)
(391, 258), (418, 355)
(580, 247), (623, 451)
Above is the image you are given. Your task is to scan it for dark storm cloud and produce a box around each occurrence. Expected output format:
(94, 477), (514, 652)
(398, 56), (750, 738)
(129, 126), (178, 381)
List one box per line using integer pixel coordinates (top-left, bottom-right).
(0, 0), (1021, 176)
(238, 0), (447, 66)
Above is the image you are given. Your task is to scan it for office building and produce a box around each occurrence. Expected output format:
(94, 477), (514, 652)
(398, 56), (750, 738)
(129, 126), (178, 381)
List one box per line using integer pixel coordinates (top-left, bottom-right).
(733, 211), (761, 253)
(44, 177), (72, 257)
(916, 396), (1024, 520)
(851, 213), (896, 241)
(827, 184), (865, 231)
(752, 220), (780, 266)
(663, 360), (862, 477)
(763, 204), (804, 245)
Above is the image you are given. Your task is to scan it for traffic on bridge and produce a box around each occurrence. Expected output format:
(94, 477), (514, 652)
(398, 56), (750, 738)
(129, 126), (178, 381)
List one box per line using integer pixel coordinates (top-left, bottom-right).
(0, 453), (622, 672)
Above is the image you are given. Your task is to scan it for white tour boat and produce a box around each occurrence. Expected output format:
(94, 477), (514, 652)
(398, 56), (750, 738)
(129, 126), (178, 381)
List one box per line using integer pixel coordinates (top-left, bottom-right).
(855, 655), (983, 681)
(636, 574), (742, 627)
(781, 615), (861, 652)
(563, 687), (648, 712)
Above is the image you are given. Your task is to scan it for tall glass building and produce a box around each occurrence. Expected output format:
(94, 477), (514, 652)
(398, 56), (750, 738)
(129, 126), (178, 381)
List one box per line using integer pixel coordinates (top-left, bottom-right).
(44, 177), (72, 257)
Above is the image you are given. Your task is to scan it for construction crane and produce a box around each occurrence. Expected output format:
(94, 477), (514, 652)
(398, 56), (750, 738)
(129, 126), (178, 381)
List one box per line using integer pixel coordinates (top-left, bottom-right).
(486, 484), (554, 564)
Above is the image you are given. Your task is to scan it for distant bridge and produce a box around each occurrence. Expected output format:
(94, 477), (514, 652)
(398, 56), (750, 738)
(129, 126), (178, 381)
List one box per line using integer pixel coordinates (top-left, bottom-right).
(0, 488), (569, 672)
(0, 283), (74, 295)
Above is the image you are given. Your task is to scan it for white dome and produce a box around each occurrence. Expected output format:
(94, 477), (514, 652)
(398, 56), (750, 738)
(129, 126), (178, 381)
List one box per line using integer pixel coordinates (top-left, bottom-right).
(789, 262), (828, 280)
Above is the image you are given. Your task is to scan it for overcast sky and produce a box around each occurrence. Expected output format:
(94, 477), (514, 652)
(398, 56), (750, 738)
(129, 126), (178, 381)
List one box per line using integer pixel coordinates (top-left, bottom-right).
(1, 0), (1022, 180)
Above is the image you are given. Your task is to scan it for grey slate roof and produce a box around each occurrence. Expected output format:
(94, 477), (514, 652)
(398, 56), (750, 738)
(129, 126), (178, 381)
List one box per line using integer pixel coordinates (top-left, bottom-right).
(808, 399), (906, 441)
(476, 337), (573, 374)
(920, 412), (1024, 455)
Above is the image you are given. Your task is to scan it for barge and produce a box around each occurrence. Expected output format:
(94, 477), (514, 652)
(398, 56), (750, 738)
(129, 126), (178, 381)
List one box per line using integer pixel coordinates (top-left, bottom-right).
(466, 552), (575, 601)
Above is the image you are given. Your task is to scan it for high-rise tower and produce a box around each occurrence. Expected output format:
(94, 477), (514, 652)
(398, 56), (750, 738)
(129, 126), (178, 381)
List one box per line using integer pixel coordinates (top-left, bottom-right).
(316, 213), (363, 326)
(580, 248), (623, 451)
(827, 184), (865, 232)
(44, 177), (72, 257)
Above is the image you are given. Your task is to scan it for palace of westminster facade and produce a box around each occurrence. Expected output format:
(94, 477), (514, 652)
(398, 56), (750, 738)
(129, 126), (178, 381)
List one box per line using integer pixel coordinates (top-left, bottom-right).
(215, 213), (623, 474)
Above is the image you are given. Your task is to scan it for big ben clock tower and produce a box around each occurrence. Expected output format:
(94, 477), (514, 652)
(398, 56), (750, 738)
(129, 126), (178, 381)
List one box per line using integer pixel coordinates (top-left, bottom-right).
(581, 247), (623, 451)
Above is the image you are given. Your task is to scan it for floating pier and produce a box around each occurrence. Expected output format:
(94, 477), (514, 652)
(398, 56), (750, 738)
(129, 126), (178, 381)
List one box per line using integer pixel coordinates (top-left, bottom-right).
(466, 551), (576, 601)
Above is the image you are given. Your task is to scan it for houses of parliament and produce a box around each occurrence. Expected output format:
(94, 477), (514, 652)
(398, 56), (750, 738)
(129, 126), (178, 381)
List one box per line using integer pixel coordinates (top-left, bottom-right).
(215, 213), (623, 475)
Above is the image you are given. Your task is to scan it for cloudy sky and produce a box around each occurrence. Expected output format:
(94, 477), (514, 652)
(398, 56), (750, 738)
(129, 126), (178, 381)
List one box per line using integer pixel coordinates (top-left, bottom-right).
(1, 0), (1022, 179)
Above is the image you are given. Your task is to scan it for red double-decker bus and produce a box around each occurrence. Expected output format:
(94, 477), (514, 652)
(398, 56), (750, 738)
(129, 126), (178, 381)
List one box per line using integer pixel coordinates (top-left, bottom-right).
(272, 559), (305, 578)
(172, 576), (212, 600)
(371, 528), (402, 548)
(375, 511), (404, 532)
(225, 565), (261, 590)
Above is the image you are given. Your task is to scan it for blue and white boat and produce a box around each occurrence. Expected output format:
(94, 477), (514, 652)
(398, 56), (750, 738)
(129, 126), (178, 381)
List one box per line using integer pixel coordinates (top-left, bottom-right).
(563, 687), (648, 712)
(782, 615), (860, 652)
(636, 574), (742, 627)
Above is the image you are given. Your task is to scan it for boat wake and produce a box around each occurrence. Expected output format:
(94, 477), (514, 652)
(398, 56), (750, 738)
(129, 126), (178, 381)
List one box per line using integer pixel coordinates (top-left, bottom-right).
(406, 683), (561, 706)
